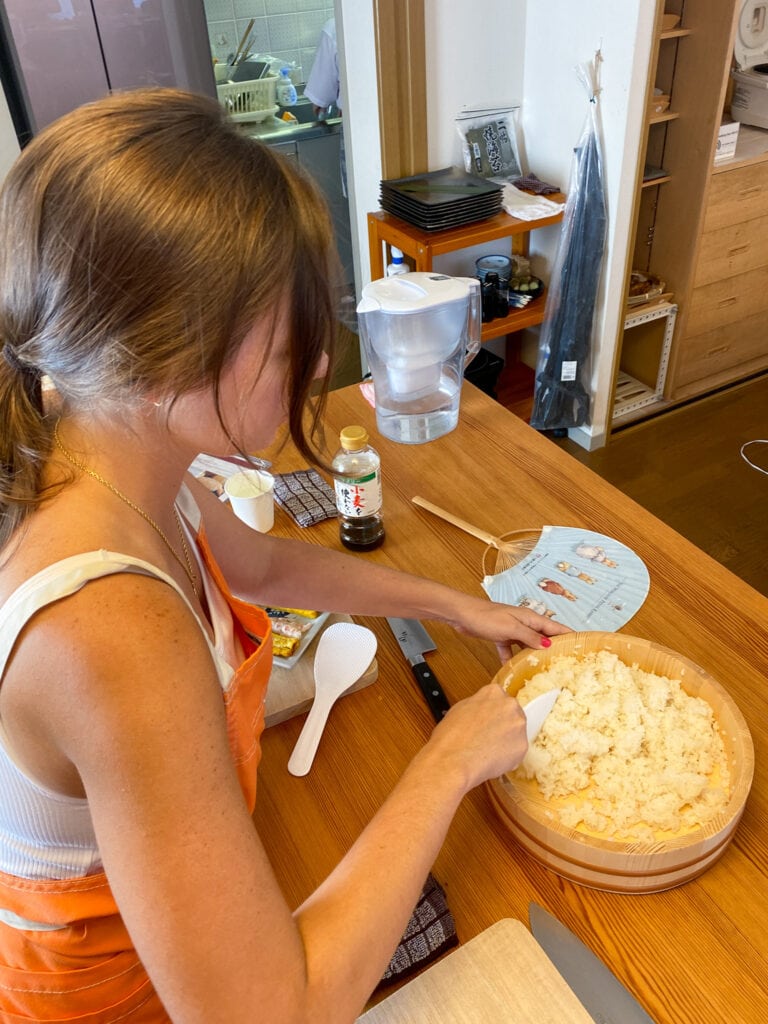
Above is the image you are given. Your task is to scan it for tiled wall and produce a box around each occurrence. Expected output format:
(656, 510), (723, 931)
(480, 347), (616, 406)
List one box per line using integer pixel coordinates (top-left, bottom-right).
(203, 0), (335, 86)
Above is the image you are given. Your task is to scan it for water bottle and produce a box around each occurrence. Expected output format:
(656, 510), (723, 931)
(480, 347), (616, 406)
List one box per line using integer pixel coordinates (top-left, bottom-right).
(386, 246), (408, 276)
(332, 426), (385, 551)
(276, 67), (297, 106)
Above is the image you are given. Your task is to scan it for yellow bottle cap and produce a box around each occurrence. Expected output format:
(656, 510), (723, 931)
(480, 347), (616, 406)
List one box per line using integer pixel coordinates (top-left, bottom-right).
(340, 425), (369, 451)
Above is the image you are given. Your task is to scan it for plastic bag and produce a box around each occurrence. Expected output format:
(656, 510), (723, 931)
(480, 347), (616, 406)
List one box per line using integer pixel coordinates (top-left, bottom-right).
(529, 61), (607, 432)
(454, 106), (523, 181)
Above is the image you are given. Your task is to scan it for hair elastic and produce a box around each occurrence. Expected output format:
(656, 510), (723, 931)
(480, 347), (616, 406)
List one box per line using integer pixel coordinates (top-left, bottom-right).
(2, 344), (44, 411)
(3, 344), (25, 373)
(2, 344), (40, 378)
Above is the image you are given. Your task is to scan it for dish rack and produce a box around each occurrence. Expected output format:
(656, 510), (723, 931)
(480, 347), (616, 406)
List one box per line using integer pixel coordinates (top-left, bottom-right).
(217, 75), (278, 123)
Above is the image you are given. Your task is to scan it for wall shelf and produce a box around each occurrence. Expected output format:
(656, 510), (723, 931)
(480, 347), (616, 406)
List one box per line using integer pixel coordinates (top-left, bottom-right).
(641, 174), (671, 188)
(649, 111), (680, 125)
(367, 205), (564, 344)
(660, 27), (692, 40)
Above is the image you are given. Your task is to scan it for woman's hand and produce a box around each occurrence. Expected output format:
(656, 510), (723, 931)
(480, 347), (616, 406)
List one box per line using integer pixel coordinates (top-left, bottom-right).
(417, 683), (528, 792)
(445, 596), (570, 662)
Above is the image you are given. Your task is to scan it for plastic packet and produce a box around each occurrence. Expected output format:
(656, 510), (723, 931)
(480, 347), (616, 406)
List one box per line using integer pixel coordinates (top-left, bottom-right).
(454, 106), (523, 181)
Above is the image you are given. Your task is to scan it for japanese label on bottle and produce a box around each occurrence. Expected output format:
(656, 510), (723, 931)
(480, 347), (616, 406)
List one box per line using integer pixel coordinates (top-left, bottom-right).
(334, 472), (382, 518)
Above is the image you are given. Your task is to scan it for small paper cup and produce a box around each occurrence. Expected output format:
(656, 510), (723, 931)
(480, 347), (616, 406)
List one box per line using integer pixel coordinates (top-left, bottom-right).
(224, 469), (275, 533)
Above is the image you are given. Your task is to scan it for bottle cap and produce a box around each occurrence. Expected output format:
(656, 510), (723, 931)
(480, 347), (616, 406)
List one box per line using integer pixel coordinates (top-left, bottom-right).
(340, 425), (369, 450)
(390, 246), (404, 263)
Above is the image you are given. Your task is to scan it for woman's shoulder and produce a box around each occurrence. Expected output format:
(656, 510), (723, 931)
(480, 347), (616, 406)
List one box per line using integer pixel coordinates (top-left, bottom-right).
(0, 553), (222, 802)
(0, 548), (185, 615)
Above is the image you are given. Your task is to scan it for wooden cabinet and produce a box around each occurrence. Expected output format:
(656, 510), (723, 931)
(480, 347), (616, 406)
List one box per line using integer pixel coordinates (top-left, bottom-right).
(702, 159), (768, 232)
(610, 0), (768, 430)
(367, 206), (564, 344)
(672, 155), (768, 398)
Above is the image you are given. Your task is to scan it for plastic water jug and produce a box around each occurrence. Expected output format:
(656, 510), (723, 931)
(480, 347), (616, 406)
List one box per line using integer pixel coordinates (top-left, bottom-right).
(357, 273), (481, 444)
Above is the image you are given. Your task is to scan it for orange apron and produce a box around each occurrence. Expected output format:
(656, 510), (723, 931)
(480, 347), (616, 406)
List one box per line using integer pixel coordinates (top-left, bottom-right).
(0, 528), (271, 1022)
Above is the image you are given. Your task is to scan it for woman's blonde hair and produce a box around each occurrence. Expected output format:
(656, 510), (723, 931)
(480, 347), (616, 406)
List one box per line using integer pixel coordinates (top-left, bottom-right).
(0, 87), (337, 548)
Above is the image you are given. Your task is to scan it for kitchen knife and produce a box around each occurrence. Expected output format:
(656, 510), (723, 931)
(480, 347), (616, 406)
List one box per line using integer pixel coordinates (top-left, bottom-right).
(386, 617), (451, 722)
(529, 903), (657, 1024)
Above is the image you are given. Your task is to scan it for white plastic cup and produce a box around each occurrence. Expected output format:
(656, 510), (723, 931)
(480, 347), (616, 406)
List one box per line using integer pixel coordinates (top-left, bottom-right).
(224, 469), (275, 532)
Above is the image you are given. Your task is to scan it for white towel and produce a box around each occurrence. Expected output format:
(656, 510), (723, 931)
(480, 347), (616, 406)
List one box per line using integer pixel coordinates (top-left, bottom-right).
(501, 183), (565, 221)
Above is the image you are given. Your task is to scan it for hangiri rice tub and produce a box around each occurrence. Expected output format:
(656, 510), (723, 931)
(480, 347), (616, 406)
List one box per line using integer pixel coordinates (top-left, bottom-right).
(487, 632), (754, 892)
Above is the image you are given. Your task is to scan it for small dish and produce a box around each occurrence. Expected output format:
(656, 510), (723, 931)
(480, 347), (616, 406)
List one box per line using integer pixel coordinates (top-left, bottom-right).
(269, 610), (330, 669)
(476, 254), (513, 283)
(627, 270), (665, 307)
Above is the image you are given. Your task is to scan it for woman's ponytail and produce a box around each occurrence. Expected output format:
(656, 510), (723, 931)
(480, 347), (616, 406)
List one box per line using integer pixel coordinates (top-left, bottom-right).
(0, 346), (51, 551)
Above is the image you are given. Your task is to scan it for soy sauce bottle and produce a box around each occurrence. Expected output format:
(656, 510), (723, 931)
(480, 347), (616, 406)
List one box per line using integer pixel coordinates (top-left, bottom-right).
(331, 426), (385, 551)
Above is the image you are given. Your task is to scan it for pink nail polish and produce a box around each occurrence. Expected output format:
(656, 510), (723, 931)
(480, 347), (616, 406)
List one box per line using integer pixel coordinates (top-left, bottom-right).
(540, 637), (552, 648)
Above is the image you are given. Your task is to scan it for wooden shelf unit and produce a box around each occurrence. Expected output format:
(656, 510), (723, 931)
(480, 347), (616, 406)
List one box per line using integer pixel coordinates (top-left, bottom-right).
(367, 204), (564, 344)
(609, 0), (757, 431)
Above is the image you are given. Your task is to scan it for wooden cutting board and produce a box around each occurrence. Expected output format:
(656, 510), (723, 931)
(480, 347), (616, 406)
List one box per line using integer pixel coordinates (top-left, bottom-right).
(357, 918), (593, 1024)
(265, 613), (378, 727)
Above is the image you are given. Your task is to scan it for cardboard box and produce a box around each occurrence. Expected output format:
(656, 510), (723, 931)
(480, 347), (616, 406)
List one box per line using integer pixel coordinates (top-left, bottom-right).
(714, 120), (740, 164)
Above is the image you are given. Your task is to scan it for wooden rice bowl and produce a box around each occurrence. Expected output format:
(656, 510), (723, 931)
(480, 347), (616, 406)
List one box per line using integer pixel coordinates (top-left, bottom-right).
(487, 632), (754, 893)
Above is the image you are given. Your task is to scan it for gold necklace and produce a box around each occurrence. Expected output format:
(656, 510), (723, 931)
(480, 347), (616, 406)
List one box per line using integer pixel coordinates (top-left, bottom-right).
(53, 420), (200, 599)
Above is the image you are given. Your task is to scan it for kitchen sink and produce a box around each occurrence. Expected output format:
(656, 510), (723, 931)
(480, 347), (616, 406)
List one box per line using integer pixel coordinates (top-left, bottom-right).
(279, 98), (317, 124)
(277, 98), (341, 126)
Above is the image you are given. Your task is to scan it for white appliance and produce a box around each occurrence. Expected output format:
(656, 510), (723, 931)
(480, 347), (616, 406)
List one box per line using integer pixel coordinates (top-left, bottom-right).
(731, 1), (768, 128)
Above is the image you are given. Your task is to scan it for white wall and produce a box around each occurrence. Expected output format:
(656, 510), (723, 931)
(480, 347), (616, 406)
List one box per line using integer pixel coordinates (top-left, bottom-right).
(335, 0), (382, 296)
(424, 2), (527, 169)
(422, 0), (528, 324)
(0, 89), (20, 183)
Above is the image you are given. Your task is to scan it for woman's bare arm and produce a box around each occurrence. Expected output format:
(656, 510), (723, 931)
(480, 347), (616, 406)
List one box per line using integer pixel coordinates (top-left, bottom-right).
(8, 572), (527, 1024)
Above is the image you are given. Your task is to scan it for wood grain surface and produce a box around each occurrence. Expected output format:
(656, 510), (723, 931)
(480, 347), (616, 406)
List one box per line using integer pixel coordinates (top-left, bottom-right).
(357, 919), (593, 1023)
(253, 383), (768, 1023)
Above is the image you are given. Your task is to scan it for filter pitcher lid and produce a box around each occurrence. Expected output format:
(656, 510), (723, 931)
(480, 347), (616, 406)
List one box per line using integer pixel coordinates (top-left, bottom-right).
(357, 272), (477, 314)
(734, 0), (768, 70)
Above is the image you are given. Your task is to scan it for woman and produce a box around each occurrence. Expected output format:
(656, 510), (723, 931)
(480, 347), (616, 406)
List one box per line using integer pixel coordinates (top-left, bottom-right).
(0, 89), (566, 1022)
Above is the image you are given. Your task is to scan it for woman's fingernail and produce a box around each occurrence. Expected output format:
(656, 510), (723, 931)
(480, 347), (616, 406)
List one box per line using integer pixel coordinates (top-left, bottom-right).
(540, 637), (552, 648)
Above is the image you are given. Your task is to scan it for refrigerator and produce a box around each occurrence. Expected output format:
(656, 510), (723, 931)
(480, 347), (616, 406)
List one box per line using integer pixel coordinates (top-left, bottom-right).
(0, 0), (215, 147)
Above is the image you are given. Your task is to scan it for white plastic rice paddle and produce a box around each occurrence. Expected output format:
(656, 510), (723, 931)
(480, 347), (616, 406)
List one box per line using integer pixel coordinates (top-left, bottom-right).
(287, 622), (378, 776)
(523, 688), (561, 744)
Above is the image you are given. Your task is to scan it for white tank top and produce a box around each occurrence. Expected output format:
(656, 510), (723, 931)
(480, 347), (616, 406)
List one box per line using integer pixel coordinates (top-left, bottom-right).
(0, 501), (242, 883)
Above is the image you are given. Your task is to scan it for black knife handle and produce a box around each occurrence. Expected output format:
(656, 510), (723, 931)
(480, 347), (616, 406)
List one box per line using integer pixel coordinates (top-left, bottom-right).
(411, 661), (451, 722)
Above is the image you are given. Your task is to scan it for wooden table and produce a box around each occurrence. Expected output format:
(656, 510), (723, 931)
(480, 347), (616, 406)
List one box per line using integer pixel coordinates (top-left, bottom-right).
(254, 383), (768, 1024)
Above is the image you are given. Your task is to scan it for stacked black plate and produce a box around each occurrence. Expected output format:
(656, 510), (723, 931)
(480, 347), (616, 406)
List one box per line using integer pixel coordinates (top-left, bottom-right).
(380, 167), (502, 231)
